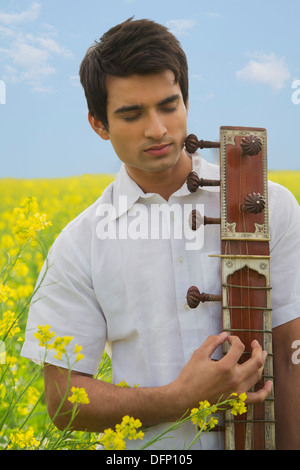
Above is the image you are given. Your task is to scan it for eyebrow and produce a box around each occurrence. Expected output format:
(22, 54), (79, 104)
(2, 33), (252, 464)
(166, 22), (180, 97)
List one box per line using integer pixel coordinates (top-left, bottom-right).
(113, 94), (181, 115)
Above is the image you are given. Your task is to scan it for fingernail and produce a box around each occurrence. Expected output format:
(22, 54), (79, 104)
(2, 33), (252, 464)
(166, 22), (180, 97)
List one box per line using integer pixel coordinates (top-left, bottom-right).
(263, 351), (268, 360)
(219, 331), (228, 338)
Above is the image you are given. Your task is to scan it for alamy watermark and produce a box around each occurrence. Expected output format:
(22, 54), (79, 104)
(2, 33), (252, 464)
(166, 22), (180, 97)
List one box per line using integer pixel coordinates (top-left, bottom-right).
(0, 340), (6, 364)
(291, 340), (300, 364)
(291, 79), (300, 104)
(95, 197), (205, 251)
(0, 80), (6, 105)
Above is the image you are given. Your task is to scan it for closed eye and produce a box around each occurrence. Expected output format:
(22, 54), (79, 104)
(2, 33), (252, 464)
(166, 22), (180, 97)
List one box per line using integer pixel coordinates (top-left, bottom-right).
(122, 113), (142, 122)
(161, 106), (177, 113)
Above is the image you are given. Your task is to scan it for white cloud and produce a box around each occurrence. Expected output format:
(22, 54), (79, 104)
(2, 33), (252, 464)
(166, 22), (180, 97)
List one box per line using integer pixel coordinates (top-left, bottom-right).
(166, 19), (197, 36)
(196, 92), (215, 102)
(0, 2), (40, 25)
(25, 34), (73, 58)
(70, 75), (80, 87)
(191, 74), (203, 81)
(2, 41), (55, 81)
(236, 52), (290, 91)
(0, 3), (72, 91)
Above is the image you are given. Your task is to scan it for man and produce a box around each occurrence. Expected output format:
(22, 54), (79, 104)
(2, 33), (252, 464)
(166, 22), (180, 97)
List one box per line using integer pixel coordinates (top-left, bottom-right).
(21, 18), (300, 450)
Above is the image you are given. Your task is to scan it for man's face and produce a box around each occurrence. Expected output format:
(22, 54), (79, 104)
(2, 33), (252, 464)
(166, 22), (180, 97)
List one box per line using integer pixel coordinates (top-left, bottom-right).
(101, 70), (188, 176)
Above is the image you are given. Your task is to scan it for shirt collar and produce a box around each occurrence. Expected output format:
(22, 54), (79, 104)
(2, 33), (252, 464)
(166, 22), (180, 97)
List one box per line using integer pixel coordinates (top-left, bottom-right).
(112, 154), (220, 219)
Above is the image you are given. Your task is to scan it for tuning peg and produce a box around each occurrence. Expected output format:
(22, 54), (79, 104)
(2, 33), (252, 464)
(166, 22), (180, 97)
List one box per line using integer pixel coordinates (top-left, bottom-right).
(240, 134), (262, 156)
(185, 134), (220, 153)
(189, 209), (221, 230)
(241, 192), (266, 214)
(186, 171), (220, 193)
(187, 286), (221, 308)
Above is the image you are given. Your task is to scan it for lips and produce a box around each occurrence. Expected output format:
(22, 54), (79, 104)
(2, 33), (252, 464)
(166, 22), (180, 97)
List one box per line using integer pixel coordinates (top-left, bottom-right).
(144, 143), (172, 157)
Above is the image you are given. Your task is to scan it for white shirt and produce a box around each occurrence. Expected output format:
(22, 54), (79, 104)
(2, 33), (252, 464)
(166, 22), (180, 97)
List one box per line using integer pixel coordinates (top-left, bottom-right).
(21, 154), (300, 450)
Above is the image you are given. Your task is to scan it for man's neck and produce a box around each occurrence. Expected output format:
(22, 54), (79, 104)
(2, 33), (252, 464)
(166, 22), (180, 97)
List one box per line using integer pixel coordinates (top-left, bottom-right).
(125, 150), (193, 201)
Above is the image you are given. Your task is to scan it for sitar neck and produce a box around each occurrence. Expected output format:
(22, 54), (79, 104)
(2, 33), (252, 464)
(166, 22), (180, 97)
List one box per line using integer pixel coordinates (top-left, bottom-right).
(185, 126), (276, 450)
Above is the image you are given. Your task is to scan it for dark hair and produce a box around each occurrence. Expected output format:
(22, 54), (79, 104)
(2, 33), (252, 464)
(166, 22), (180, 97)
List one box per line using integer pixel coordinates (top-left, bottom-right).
(79, 17), (189, 129)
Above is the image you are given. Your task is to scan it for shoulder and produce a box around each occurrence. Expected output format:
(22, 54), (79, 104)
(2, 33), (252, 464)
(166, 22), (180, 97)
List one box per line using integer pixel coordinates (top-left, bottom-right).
(268, 179), (300, 223)
(268, 179), (300, 251)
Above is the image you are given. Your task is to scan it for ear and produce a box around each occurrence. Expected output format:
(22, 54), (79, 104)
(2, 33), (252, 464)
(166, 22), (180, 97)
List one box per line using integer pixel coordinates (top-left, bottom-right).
(88, 113), (110, 141)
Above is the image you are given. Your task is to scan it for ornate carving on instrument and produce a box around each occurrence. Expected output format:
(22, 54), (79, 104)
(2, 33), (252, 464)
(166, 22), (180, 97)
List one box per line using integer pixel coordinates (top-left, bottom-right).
(220, 127), (269, 241)
(185, 133), (220, 153)
(241, 192), (266, 214)
(186, 286), (221, 308)
(240, 133), (263, 156)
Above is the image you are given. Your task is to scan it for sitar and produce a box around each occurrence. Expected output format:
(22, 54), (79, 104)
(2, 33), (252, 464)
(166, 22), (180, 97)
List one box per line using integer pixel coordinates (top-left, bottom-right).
(185, 126), (275, 450)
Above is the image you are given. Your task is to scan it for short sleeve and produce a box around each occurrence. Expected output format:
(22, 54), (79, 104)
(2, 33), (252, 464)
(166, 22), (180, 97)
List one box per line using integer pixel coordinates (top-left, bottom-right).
(21, 231), (107, 375)
(269, 182), (300, 328)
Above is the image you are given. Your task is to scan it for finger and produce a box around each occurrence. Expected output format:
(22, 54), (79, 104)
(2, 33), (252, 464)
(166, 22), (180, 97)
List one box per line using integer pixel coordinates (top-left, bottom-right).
(221, 335), (245, 366)
(236, 340), (266, 380)
(245, 380), (273, 405)
(198, 331), (228, 358)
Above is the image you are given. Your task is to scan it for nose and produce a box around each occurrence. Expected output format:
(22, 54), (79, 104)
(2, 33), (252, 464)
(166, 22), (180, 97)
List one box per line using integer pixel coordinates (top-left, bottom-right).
(144, 111), (167, 140)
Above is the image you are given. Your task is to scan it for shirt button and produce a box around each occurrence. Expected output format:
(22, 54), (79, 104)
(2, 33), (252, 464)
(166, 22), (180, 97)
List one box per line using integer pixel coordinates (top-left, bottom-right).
(184, 303), (190, 310)
(179, 256), (184, 263)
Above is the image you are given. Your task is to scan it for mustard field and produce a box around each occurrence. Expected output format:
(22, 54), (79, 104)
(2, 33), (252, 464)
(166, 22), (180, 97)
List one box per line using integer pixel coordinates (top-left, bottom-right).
(0, 170), (299, 449)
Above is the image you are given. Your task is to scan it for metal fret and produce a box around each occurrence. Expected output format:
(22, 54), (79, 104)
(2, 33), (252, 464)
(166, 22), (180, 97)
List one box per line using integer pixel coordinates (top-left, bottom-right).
(224, 419), (276, 424)
(222, 328), (273, 334)
(222, 306), (272, 311)
(222, 283), (272, 290)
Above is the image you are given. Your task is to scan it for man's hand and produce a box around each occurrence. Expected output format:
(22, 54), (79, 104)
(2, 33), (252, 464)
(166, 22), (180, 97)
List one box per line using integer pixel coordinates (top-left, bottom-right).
(44, 331), (272, 433)
(171, 332), (272, 410)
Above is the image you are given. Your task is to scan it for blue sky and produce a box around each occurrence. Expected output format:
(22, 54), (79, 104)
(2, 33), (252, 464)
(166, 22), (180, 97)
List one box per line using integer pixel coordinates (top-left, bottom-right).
(0, 0), (299, 178)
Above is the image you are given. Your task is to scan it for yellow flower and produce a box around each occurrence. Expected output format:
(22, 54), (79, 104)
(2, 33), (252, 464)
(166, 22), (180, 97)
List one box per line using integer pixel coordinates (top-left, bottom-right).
(68, 387), (90, 405)
(229, 392), (248, 416)
(48, 335), (73, 360)
(115, 379), (131, 388)
(0, 310), (20, 338)
(34, 324), (56, 347)
(239, 392), (247, 402)
(100, 428), (117, 450)
(73, 344), (84, 362)
(16, 283), (34, 299)
(12, 197), (52, 243)
(208, 417), (219, 429)
(99, 415), (144, 450)
(116, 415), (144, 441)
(8, 426), (40, 450)
(112, 433), (126, 450)
(189, 400), (219, 430)
(5, 355), (17, 366)
(115, 379), (140, 388)
(0, 284), (13, 303)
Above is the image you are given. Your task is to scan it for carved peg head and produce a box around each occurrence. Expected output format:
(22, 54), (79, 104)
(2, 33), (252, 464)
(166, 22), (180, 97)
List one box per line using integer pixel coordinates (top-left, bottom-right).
(240, 134), (263, 156)
(189, 209), (204, 230)
(186, 171), (200, 193)
(186, 286), (202, 308)
(185, 134), (200, 153)
(242, 192), (266, 213)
